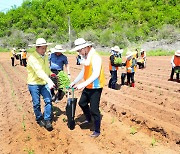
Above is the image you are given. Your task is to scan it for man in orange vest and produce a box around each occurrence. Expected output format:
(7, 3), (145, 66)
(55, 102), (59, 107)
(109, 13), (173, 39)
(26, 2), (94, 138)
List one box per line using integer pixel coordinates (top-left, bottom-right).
(170, 50), (180, 82)
(21, 49), (27, 67)
(70, 38), (105, 137)
(125, 51), (137, 87)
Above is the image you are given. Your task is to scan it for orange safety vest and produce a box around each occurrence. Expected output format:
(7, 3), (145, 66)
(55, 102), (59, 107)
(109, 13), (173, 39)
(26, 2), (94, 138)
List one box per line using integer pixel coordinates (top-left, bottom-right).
(109, 57), (118, 71)
(84, 52), (105, 89)
(126, 59), (136, 73)
(174, 55), (180, 66)
(22, 52), (27, 59)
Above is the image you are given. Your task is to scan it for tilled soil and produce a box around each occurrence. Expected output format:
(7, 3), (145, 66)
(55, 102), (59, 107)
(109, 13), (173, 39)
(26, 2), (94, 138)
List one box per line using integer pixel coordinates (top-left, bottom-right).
(0, 52), (179, 154)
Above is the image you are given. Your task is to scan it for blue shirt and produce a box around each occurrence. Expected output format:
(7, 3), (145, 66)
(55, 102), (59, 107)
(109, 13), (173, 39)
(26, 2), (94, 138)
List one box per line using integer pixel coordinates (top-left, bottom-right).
(49, 53), (68, 70)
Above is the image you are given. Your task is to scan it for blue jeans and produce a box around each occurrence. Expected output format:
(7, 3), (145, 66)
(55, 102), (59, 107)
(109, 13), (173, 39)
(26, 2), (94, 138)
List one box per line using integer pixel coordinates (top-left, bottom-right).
(28, 84), (52, 121)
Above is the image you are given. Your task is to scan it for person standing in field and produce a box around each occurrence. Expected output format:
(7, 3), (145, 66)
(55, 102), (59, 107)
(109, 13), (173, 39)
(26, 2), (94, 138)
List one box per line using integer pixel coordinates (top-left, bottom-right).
(70, 38), (105, 137)
(125, 51), (137, 87)
(10, 48), (16, 67)
(49, 45), (71, 102)
(27, 38), (55, 131)
(169, 50), (180, 82)
(108, 45), (122, 89)
(21, 49), (27, 67)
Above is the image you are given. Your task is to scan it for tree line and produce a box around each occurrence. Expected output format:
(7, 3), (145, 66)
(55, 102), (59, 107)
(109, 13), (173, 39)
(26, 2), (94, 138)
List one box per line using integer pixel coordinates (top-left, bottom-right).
(0, 0), (179, 48)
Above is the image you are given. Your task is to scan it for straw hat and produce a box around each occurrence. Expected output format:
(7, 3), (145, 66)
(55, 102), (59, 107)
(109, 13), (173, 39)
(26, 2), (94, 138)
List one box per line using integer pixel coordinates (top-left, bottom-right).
(71, 38), (93, 51)
(126, 51), (132, 59)
(140, 49), (145, 53)
(111, 45), (121, 52)
(29, 38), (52, 47)
(51, 45), (66, 53)
(175, 50), (180, 56)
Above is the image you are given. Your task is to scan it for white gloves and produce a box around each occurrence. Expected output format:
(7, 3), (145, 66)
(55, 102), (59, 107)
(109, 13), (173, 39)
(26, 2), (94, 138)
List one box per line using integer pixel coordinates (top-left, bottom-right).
(172, 64), (175, 68)
(69, 82), (75, 88)
(47, 78), (55, 89)
(128, 67), (132, 70)
(76, 83), (85, 90)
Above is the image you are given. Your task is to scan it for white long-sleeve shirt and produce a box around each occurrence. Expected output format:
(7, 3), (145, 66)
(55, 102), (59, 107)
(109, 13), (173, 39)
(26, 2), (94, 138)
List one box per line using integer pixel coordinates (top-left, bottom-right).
(72, 48), (102, 88)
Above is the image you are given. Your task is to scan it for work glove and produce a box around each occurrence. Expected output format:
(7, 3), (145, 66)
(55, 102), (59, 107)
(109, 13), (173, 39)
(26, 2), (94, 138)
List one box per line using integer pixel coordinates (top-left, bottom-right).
(75, 83), (85, 90)
(128, 67), (132, 70)
(47, 78), (55, 89)
(69, 82), (75, 88)
(172, 64), (175, 68)
(50, 73), (57, 78)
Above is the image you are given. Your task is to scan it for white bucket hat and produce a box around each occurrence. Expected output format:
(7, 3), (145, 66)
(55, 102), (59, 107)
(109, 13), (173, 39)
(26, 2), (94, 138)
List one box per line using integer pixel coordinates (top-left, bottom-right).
(175, 50), (180, 56)
(111, 45), (121, 52)
(140, 49), (145, 53)
(126, 51), (132, 59)
(71, 38), (93, 51)
(51, 45), (66, 53)
(29, 38), (52, 47)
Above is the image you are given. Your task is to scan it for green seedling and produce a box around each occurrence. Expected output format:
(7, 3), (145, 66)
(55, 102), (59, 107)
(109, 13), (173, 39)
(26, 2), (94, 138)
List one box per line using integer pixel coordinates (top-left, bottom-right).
(151, 136), (158, 146)
(130, 126), (137, 135)
(22, 115), (26, 131)
(24, 148), (34, 154)
(111, 117), (115, 124)
(63, 118), (67, 122)
(25, 135), (31, 142)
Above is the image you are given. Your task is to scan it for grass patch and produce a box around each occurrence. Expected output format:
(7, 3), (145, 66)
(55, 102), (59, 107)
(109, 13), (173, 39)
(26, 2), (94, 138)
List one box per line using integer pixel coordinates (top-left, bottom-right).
(130, 126), (138, 135)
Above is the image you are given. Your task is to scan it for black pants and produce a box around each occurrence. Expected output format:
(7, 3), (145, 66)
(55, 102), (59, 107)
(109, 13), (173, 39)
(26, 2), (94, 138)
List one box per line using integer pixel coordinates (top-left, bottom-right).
(11, 57), (15, 66)
(79, 88), (103, 133)
(170, 67), (179, 79)
(108, 70), (117, 89)
(127, 72), (135, 84)
(22, 59), (27, 67)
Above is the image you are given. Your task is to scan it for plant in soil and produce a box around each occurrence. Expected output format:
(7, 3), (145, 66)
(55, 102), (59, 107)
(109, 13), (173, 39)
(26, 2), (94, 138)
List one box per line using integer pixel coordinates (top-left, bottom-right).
(130, 126), (137, 135)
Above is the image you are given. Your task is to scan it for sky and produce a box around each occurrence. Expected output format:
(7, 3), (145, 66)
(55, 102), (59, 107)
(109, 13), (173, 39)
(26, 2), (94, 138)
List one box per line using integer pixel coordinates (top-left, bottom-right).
(0, 0), (24, 12)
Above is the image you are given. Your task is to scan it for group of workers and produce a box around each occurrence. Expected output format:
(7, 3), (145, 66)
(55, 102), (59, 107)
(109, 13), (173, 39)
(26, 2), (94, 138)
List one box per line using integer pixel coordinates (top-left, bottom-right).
(108, 47), (147, 89)
(10, 37), (180, 138)
(10, 48), (27, 67)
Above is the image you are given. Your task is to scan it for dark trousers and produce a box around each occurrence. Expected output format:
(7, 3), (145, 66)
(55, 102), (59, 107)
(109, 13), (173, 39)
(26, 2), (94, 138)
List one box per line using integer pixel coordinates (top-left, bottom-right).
(22, 59), (27, 67)
(11, 57), (15, 66)
(170, 67), (179, 79)
(108, 70), (117, 89)
(127, 72), (135, 84)
(79, 88), (103, 133)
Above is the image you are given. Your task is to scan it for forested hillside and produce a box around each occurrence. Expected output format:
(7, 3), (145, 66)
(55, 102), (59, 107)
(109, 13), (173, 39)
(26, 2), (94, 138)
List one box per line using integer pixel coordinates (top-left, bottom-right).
(0, 0), (179, 48)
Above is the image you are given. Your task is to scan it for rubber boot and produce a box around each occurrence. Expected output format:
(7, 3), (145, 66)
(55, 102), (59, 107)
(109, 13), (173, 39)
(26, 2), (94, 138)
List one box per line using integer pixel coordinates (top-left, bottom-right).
(131, 83), (135, 87)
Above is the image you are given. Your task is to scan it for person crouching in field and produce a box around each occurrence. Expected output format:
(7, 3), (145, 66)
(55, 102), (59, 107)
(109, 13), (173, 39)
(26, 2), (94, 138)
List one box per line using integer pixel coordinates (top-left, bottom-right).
(27, 38), (55, 131)
(70, 38), (105, 137)
(10, 48), (16, 66)
(108, 45), (122, 89)
(169, 50), (180, 82)
(125, 51), (137, 87)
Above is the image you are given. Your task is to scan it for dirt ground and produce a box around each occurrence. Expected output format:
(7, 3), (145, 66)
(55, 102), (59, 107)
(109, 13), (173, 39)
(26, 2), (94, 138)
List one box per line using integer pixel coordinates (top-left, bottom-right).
(0, 52), (179, 154)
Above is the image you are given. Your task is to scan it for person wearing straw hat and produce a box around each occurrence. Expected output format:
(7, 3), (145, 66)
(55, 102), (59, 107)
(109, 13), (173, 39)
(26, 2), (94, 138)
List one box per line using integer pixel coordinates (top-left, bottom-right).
(169, 50), (180, 82)
(125, 51), (137, 87)
(10, 48), (16, 66)
(108, 45), (122, 89)
(70, 38), (105, 137)
(49, 45), (71, 102)
(27, 38), (55, 131)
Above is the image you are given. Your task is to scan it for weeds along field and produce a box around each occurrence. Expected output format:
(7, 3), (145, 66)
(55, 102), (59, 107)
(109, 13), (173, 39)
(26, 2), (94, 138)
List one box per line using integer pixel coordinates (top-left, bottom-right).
(0, 52), (179, 154)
